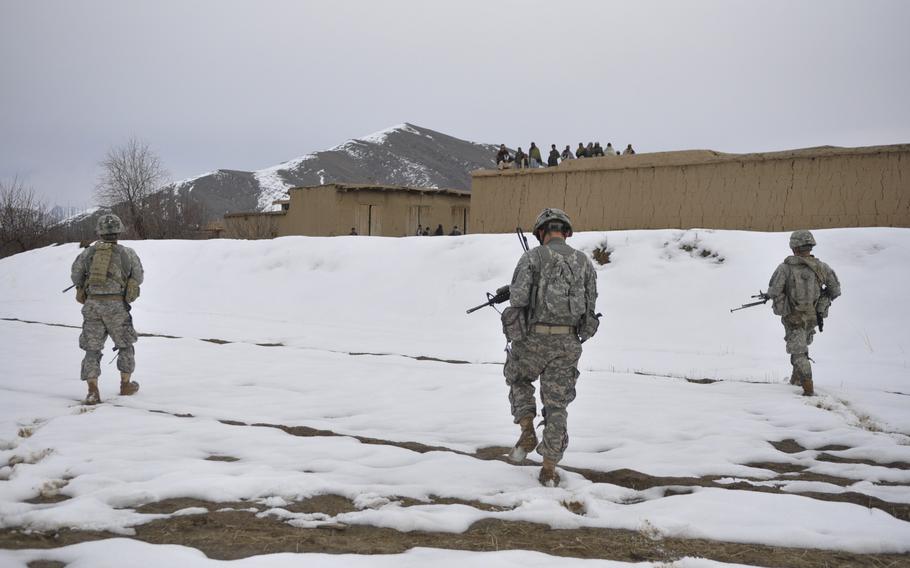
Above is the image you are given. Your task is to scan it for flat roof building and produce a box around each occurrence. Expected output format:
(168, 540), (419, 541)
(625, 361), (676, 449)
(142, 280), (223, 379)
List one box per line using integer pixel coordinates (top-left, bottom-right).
(224, 183), (471, 238)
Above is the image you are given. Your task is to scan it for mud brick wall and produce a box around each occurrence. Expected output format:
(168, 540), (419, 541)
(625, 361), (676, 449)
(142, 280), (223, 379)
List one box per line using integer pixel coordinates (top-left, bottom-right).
(470, 145), (910, 232)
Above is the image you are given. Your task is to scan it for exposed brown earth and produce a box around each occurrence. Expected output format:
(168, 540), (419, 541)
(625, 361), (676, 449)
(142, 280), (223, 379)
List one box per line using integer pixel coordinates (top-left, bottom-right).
(200, 418), (910, 523)
(3, 501), (909, 568)
(6, 416), (909, 566)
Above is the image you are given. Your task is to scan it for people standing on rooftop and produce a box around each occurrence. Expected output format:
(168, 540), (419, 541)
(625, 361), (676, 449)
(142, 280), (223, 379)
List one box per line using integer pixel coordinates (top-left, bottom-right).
(496, 144), (512, 168)
(604, 142), (615, 156)
(623, 144), (636, 155)
(514, 147), (528, 169)
(585, 142), (594, 157)
(548, 144), (560, 167)
(561, 145), (574, 161)
(593, 142), (604, 157)
(529, 143), (543, 168)
(575, 143), (585, 159)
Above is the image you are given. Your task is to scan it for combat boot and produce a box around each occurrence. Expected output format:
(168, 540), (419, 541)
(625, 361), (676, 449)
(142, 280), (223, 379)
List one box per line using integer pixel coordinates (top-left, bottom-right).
(801, 378), (815, 397)
(119, 372), (140, 396)
(84, 379), (101, 405)
(538, 457), (560, 487)
(507, 415), (538, 463)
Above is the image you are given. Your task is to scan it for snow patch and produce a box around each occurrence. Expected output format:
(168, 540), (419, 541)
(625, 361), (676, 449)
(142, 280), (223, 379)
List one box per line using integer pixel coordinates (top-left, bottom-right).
(254, 155), (316, 211)
(359, 123), (421, 145)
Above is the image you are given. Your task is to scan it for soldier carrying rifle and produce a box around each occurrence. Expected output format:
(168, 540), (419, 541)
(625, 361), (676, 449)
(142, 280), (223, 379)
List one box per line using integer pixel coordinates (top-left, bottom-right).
(734, 230), (841, 396)
(469, 209), (600, 486)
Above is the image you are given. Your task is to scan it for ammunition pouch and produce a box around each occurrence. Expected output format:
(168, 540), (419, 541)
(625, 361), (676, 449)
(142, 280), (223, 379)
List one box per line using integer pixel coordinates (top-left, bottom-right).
(76, 287), (86, 304)
(501, 306), (528, 343)
(125, 278), (140, 304)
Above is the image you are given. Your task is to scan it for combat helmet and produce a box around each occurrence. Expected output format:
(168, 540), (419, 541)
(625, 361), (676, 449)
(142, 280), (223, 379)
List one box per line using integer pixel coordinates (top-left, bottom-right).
(532, 208), (573, 239)
(96, 213), (124, 237)
(789, 230), (816, 250)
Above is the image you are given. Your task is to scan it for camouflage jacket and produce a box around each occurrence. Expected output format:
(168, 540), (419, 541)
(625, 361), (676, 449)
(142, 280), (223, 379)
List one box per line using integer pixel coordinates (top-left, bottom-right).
(71, 241), (144, 296)
(509, 237), (598, 327)
(767, 255), (841, 317)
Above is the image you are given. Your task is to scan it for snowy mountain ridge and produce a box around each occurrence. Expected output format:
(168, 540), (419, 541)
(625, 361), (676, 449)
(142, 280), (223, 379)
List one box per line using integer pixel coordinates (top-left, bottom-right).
(165, 122), (499, 217)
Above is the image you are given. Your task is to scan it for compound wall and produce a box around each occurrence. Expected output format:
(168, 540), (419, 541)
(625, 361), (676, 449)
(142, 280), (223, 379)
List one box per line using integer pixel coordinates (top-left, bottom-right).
(470, 145), (910, 232)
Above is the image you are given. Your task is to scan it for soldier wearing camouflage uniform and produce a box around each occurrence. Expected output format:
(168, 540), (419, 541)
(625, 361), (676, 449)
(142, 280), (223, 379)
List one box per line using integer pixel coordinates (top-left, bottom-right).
(71, 213), (144, 404)
(504, 208), (599, 486)
(765, 230), (841, 396)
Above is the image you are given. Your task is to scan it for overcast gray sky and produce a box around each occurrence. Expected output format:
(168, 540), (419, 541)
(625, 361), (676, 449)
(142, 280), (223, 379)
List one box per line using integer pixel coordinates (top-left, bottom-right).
(2, 0), (908, 207)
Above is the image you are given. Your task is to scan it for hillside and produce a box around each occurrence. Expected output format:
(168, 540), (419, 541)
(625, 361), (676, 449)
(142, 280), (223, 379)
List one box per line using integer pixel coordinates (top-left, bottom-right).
(167, 123), (498, 217)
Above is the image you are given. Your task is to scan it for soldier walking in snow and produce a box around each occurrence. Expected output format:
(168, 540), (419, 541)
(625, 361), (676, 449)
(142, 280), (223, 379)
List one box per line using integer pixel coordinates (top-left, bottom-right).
(70, 213), (143, 404)
(504, 208), (599, 486)
(764, 230), (841, 396)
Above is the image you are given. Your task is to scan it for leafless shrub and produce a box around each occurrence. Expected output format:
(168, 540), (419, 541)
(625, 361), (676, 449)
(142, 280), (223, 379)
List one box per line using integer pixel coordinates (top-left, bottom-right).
(223, 213), (281, 239)
(0, 177), (52, 258)
(141, 190), (209, 239)
(591, 236), (613, 265)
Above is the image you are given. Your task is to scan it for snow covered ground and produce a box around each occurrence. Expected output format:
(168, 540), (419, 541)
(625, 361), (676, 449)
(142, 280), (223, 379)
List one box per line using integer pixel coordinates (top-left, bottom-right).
(0, 228), (908, 566)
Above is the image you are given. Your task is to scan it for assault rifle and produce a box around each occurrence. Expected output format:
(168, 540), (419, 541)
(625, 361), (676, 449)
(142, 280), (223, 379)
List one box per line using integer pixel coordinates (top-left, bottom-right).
(62, 284), (76, 293)
(466, 285), (511, 314)
(465, 228), (530, 314)
(730, 291), (769, 313)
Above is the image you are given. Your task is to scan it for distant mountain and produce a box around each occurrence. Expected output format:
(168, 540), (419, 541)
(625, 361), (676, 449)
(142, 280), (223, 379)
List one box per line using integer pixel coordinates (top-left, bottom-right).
(166, 123), (499, 218)
(59, 124), (500, 236)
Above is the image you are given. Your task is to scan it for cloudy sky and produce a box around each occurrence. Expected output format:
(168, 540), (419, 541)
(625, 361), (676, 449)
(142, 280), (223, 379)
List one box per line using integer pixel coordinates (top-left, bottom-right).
(2, 0), (908, 207)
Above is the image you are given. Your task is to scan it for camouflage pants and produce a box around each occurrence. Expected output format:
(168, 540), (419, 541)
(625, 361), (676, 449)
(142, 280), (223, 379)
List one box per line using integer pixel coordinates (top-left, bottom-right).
(79, 299), (138, 380)
(504, 333), (582, 462)
(782, 312), (816, 382)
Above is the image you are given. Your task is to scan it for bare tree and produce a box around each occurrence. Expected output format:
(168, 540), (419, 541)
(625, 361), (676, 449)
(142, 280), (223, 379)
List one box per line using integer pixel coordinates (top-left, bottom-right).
(0, 177), (51, 258)
(96, 138), (169, 239)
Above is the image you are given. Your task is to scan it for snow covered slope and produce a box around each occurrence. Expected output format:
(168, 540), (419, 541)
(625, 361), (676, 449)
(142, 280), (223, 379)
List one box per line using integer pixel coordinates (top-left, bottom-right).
(1, 228), (909, 563)
(1, 228), (908, 427)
